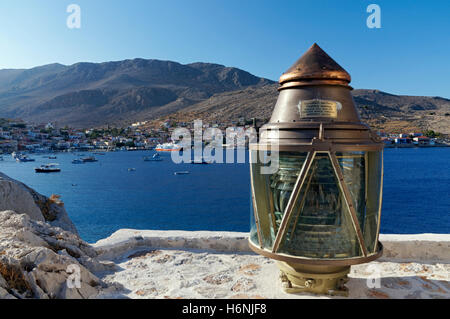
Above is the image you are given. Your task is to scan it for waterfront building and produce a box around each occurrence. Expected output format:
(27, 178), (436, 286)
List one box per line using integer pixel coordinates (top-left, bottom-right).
(413, 136), (434, 145)
(45, 122), (55, 130)
(410, 132), (423, 137)
(0, 130), (12, 139)
(0, 140), (18, 153)
(394, 137), (412, 144)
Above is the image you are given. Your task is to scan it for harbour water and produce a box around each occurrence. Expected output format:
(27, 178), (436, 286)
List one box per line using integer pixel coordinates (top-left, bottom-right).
(0, 147), (449, 243)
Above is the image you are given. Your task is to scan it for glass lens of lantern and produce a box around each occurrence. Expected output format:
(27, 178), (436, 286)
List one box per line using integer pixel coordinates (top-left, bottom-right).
(249, 152), (308, 249)
(278, 153), (362, 258)
(249, 150), (383, 258)
(336, 152), (366, 229)
(336, 151), (383, 253)
(249, 193), (260, 246)
(249, 154), (274, 249)
(363, 151), (383, 253)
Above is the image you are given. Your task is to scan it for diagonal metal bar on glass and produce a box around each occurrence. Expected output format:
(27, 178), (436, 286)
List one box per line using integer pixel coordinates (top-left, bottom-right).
(251, 195), (263, 248)
(272, 151), (316, 253)
(288, 162), (317, 237)
(329, 152), (368, 257)
(374, 151), (384, 253)
(249, 150), (263, 248)
(267, 179), (278, 235)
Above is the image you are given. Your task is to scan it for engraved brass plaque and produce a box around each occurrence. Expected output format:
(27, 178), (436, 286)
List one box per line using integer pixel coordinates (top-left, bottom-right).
(298, 99), (340, 118)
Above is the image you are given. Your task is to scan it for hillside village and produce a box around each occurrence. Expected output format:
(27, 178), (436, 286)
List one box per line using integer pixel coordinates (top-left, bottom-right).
(0, 117), (446, 155)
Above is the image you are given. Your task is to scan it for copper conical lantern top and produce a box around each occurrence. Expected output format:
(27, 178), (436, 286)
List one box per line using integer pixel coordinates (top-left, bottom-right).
(279, 43), (352, 89)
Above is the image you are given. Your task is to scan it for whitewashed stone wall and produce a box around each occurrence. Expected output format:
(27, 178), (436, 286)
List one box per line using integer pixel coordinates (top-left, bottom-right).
(93, 229), (450, 263)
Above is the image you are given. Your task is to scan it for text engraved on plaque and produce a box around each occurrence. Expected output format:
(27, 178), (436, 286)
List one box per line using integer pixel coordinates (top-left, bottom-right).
(298, 99), (340, 118)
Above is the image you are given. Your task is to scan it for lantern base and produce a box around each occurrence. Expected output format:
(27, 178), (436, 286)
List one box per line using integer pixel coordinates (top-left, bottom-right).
(277, 262), (350, 296)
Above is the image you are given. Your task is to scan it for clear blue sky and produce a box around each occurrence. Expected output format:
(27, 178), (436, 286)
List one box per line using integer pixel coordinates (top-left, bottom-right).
(0, 0), (449, 97)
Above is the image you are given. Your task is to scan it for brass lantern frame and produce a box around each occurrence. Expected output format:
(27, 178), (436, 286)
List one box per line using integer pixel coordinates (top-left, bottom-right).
(248, 124), (384, 267)
(247, 43), (385, 295)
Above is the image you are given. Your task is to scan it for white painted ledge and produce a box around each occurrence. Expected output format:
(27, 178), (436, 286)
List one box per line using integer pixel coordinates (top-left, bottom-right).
(380, 234), (450, 262)
(93, 230), (450, 263)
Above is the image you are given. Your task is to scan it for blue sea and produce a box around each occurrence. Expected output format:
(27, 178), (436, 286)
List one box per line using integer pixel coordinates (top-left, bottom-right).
(1, 147), (449, 243)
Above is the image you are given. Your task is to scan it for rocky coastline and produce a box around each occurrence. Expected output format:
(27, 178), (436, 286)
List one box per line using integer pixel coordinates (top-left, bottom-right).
(0, 172), (448, 299)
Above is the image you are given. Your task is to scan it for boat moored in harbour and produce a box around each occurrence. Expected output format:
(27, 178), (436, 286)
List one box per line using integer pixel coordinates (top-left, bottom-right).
(190, 159), (210, 164)
(174, 171), (190, 175)
(144, 153), (163, 161)
(155, 142), (182, 152)
(16, 155), (35, 162)
(35, 164), (61, 173)
(81, 156), (98, 162)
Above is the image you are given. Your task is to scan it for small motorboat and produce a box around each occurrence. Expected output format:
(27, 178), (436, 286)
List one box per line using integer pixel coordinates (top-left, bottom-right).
(35, 164), (61, 173)
(144, 153), (162, 162)
(174, 171), (190, 175)
(16, 155), (35, 162)
(48, 156), (57, 159)
(190, 159), (210, 164)
(72, 159), (84, 164)
(128, 168), (136, 172)
(81, 156), (98, 162)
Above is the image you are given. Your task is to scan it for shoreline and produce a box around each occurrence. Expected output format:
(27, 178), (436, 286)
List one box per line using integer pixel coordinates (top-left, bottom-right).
(1, 147), (449, 243)
(2, 143), (450, 156)
(383, 143), (450, 148)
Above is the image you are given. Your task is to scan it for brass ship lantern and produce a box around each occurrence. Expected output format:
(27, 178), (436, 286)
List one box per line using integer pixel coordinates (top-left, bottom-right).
(249, 44), (384, 296)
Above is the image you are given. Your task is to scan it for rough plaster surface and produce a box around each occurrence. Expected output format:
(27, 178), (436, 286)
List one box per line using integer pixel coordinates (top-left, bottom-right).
(94, 230), (450, 299)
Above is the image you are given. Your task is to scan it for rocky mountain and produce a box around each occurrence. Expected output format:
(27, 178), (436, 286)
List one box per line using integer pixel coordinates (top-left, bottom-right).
(353, 89), (450, 134)
(0, 59), (273, 127)
(1, 58), (449, 134)
(153, 84), (450, 135)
